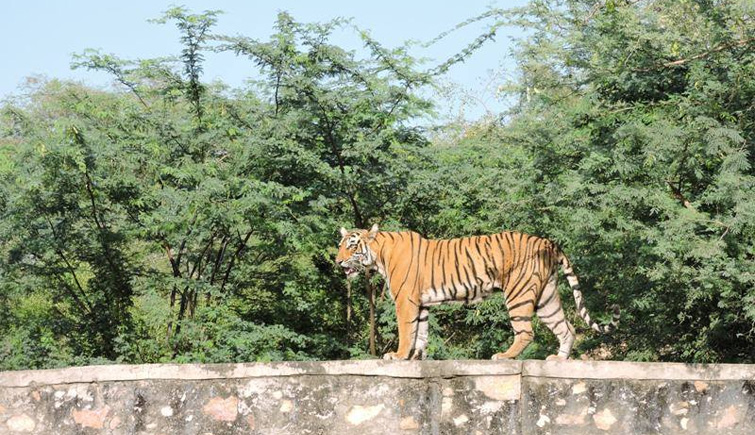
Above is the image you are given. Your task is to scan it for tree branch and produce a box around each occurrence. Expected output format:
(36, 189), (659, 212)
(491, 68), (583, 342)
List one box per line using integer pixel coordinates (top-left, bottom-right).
(634, 37), (755, 72)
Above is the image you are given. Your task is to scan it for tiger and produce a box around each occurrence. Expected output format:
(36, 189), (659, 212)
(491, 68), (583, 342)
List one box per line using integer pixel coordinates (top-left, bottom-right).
(335, 224), (619, 361)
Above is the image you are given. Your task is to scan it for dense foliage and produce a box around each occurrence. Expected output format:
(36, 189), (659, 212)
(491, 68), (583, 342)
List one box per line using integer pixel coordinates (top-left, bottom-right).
(1, 1), (754, 369)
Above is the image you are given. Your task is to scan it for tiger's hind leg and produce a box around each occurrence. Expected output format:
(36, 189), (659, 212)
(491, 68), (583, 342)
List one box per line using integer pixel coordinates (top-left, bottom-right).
(537, 272), (575, 361)
(491, 289), (536, 360)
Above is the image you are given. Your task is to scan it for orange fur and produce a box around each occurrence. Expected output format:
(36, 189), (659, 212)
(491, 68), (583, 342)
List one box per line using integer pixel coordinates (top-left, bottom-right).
(336, 226), (617, 360)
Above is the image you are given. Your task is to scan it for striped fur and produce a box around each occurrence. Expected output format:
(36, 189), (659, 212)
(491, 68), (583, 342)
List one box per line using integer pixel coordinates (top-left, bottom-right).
(336, 225), (619, 360)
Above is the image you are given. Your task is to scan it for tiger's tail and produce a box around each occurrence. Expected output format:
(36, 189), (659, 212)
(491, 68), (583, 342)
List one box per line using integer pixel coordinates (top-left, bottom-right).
(558, 250), (620, 334)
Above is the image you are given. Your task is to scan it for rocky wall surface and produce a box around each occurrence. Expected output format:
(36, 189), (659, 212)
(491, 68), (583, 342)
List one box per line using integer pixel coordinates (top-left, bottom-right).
(0, 360), (753, 434)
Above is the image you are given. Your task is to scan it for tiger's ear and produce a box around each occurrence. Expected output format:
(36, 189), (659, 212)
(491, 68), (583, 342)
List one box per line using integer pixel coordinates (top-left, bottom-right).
(368, 223), (379, 239)
(340, 227), (349, 238)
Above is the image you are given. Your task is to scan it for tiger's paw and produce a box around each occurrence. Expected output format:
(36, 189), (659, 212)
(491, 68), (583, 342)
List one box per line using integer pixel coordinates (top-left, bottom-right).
(546, 354), (567, 361)
(409, 349), (426, 360)
(491, 353), (513, 361)
(383, 352), (400, 360)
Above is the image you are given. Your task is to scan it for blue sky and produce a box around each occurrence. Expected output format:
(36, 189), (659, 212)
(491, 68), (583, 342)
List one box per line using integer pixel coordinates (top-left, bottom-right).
(2, 1), (528, 119)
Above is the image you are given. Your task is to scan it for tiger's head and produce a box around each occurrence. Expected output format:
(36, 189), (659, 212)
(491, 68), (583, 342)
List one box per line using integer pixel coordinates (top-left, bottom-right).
(335, 224), (379, 280)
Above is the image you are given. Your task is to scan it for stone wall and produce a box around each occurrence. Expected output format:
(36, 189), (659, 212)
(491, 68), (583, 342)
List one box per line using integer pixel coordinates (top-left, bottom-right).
(1, 359), (753, 434)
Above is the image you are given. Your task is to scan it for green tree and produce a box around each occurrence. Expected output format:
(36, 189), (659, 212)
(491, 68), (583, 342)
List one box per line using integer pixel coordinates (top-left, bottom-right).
(0, 8), (433, 368)
(215, 11), (433, 356)
(2, 1), (754, 368)
(417, 0), (755, 362)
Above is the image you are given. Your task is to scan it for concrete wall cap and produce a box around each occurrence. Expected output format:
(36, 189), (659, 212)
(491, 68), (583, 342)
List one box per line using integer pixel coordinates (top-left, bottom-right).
(2, 359), (753, 388)
(0, 360), (522, 388)
(522, 360), (755, 381)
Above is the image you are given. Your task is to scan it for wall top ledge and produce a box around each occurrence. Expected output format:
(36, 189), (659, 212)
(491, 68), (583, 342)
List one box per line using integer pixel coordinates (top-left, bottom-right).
(521, 359), (755, 381)
(1, 359), (753, 388)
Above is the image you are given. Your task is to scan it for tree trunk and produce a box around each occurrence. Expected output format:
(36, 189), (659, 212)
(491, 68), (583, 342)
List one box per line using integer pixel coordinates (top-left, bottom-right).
(345, 279), (352, 346)
(366, 270), (376, 356)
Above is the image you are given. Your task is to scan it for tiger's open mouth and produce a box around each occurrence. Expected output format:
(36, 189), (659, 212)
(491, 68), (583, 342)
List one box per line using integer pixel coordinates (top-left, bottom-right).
(342, 266), (359, 279)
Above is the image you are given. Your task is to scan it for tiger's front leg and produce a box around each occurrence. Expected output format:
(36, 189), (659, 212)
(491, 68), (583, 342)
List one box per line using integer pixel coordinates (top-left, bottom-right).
(383, 296), (421, 360)
(409, 307), (429, 360)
